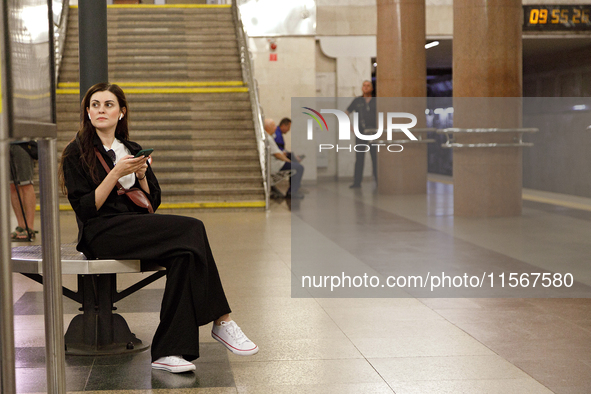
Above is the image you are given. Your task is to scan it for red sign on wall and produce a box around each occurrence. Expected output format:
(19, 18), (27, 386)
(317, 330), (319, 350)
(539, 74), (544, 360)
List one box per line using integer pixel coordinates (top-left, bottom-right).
(269, 53), (278, 61)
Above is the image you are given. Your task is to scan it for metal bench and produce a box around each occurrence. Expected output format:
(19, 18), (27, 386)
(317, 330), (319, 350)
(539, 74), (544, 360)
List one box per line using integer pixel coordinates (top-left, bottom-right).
(270, 169), (296, 199)
(11, 243), (166, 356)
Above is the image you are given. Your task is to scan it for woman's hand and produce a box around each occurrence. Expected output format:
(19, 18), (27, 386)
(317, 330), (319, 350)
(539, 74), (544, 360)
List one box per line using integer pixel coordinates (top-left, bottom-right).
(112, 155), (148, 178)
(136, 155), (152, 181)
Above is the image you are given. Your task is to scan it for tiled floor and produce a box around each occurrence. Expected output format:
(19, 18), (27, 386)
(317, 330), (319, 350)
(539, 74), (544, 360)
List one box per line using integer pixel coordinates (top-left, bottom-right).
(9, 177), (591, 393)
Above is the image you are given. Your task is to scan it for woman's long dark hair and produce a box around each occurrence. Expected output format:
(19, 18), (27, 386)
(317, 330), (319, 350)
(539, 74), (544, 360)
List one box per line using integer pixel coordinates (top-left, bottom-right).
(59, 83), (130, 193)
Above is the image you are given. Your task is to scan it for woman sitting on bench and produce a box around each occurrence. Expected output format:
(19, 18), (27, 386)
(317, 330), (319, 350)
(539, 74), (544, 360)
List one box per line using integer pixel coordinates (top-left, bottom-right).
(59, 83), (258, 373)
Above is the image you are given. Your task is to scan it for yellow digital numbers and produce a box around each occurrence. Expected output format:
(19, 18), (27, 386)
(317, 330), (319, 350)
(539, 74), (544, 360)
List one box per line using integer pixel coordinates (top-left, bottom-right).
(525, 6), (591, 30)
(551, 9), (560, 24)
(573, 9), (581, 24)
(560, 9), (569, 23)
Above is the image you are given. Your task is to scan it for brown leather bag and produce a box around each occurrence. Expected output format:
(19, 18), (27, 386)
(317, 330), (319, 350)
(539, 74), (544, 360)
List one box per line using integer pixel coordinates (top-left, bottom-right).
(94, 147), (154, 213)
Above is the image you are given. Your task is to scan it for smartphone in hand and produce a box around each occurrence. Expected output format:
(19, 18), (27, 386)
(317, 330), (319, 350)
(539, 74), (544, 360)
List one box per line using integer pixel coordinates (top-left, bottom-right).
(134, 148), (154, 158)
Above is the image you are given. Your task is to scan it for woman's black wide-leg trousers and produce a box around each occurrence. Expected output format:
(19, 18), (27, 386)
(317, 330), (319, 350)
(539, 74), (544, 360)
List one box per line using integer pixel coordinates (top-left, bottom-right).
(84, 213), (232, 361)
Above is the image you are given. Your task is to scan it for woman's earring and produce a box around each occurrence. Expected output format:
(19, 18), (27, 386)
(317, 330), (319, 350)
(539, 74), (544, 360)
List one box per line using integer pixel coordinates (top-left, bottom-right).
(119, 114), (123, 120)
(88, 113), (91, 120)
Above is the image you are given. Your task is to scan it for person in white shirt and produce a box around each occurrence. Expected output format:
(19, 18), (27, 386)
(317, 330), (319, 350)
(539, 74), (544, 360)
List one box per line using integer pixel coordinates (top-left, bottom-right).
(264, 118), (304, 199)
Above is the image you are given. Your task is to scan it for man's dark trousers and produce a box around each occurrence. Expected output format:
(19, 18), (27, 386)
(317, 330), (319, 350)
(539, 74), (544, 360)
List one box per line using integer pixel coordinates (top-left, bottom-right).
(352, 137), (377, 186)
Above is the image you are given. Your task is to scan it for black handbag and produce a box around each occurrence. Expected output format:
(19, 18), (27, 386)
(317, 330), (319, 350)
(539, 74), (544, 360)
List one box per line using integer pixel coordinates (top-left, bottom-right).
(14, 140), (38, 160)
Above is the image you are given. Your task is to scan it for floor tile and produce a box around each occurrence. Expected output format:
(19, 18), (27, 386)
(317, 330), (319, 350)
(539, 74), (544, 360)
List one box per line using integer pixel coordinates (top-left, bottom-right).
(230, 334), (363, 362)
(389, 378), (553, 394)
(16, 366), (90, 393)
(513, 358), (591, 391)
(369, 355), (532, 384)
(236, 382), (394, 393)
(89, 343), (231, 390)
(351, 331), (494, 358)
(230, 359), (385, 386)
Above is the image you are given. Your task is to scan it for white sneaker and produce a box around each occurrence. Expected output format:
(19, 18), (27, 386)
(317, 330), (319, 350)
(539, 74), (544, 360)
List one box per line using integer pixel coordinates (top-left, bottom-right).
(151, 355), (196, 373)
(212, 320), (259, 356)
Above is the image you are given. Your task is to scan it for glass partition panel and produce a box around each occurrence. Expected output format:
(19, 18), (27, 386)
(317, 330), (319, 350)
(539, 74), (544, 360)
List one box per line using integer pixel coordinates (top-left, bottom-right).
(7, 0), (55, 138)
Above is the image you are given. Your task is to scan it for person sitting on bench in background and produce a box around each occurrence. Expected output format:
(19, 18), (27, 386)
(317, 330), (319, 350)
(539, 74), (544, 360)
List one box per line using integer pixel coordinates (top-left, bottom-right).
(265, 118), (305, 199)
(59, 83), (258, 374)
(273, 117), (305, 163)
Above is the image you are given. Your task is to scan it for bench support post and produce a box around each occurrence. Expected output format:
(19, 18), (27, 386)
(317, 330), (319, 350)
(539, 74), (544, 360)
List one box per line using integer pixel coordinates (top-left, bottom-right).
(64, 274), (149, 355)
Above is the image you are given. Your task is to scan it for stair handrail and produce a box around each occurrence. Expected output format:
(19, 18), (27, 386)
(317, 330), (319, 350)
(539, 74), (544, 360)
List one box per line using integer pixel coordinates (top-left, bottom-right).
(231, 0), (270, 209)
(53, 0), (70, 84)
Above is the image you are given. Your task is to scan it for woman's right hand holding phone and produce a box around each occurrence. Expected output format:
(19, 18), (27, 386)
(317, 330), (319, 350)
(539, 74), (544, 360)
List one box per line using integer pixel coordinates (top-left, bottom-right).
(112, 155), (148, 178)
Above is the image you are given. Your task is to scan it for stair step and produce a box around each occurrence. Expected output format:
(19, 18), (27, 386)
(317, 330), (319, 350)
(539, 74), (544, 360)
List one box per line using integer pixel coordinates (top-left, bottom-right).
(58, 110), (252, 120)
(61, 55), (240, 65)
(135, 131), (256, 138)
(161, 185), (263, 194)
(153, 164), (260, 173)
(158, 193), (265, 203)
(122, 121), (254, 130)
(158, 176), (262, 185)
(104, 15), (233, 22)
(55, 136), (256, 145)
(55, 137), (255, 147)
(68, 11), (233, 18)
(65, 42), (238, 50)
(150, 152), (258, 161)
(55, 127), (255, 135)
(57, 102), (251, 113)
(155, 171), (262, 178)
(59, 71), (244, 83)
(64, 48), (239, 57)
(65, 33), (238, 42)
(56, 120), (254, 131)
(69, 7), (233, 14)
(60, 62), (241, 71)
(146, 144), (257, 152)
(55, 139), (256, 150)
(67, 27), (235, 36)
(70, 14), (233, 22)
(57, 92), (250, 101)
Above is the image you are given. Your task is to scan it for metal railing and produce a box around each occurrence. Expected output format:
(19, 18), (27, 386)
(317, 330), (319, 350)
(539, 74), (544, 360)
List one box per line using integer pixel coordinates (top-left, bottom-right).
(231, 0), (269, 209)
(53, 0), (69, 83)
(436, 128), (538, 148)
(368, 127), (437, 145)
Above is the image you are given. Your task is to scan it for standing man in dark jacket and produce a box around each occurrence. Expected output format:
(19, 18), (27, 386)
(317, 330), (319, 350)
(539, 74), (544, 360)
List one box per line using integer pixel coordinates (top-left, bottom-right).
(346, 80), (377, 189)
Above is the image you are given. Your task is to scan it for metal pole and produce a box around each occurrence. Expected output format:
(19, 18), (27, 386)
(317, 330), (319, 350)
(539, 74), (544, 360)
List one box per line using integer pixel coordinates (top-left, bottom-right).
(38, 138), (66, 393)
(0, 0), (16, 389)
(0, 119), (16, 394)
(78, 0), (109, 101)
(42, 0), (66, 390)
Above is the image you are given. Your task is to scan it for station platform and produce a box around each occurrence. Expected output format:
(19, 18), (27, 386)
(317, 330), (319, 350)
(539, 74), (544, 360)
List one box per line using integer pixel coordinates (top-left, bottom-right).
(11, 177), (591, 393)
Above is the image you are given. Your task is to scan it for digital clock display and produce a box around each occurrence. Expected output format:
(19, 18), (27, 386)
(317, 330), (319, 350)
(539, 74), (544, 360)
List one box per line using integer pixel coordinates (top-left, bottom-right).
(524, 5), (591, 31)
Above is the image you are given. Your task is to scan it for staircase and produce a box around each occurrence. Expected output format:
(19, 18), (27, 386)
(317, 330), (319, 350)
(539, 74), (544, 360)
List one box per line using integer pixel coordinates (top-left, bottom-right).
(55, 4), (265, 208)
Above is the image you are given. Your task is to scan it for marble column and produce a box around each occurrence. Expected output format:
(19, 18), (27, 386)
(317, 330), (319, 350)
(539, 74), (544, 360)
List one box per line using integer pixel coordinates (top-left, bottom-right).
(453, 0), (523, 217)
(376, 0), (428, 195)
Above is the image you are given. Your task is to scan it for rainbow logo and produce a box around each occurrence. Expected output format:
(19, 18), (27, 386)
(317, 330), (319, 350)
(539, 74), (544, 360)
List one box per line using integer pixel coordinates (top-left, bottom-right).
(302, 107), (328, 131)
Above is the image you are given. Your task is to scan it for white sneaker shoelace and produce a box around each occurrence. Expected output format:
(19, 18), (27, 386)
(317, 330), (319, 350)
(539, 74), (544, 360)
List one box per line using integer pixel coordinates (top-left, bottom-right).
(221, 321), (248, 345)
(212, 320), (258, 355)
